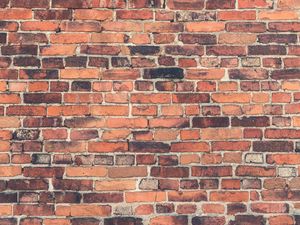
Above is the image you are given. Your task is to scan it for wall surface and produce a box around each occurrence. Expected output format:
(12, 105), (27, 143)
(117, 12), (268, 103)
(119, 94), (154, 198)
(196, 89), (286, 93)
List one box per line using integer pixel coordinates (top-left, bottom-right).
(0, 0), (300, 224)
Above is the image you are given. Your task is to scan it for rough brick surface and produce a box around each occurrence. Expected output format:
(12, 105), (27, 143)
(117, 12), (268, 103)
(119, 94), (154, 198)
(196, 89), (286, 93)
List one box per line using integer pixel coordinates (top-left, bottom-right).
(0, 0), (300, 224)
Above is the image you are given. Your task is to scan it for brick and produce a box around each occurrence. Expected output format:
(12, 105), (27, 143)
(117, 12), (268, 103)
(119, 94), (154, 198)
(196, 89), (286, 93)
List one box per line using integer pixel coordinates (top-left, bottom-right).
(126, 191), (166, 202)
(226, 22), (266, 32)
(171, 142), (209, 152)
(88, 142), (128, 152)
(34, 9), (72, 20)
(52, 0), (94, 8)
(129, 0), (162, 8)
(104, 217), (143, 225)
(74, 9), (112, 20)
(192, 117), (229, 128)
(151, 167), (189, 178)
(218, 11), (256, 20)
(251, 203), (289, 213)
(229, 69), (268, 80)
(236, 166), (276, 177)
(231, 116), (270, 127)
(239, 0), (272, 8)
(167, 0), (204, 10)
(192, 217), (226, 225)
(259, 10), (298, 20)
(117, 10), (153, 20)
(95, 180), (136, 191)
(0, 9), (32, 20)
(130, 142), (170, 153)
(207, 0), (235, 9)
(271, 69), (300, 79)
(186, 22), (225, 32)
(269, 22), (300, 32)
(192, 166), (232, 177)
(109, 166), (147, 178)
(144, 68), (183, 79)
(14, 204), (54, 216)
(70, 205), (111, 216)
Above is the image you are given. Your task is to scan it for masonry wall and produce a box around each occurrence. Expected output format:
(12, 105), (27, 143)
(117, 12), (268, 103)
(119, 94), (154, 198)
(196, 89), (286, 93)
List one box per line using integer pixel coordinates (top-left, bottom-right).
(0, 0), (300, 224)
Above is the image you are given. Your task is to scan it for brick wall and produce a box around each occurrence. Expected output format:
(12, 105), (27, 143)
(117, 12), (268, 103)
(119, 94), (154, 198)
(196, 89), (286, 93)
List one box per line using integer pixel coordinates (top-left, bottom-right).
(0, 0), (300, 224)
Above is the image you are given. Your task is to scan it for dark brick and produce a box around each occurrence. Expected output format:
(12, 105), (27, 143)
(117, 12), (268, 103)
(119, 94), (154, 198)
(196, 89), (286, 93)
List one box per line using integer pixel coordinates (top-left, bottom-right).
(24, 93), (62, 104)
(0, 193), (17, 203)
(50, 82), (69, 92)
(226, 22), (266, 32)
(144, 68), (184, 79)
(207, 46), (246, 56)
(227, 203), (247, 215)
(104, 217), (143, 225)
(0, 0), (9, 7)
(13, 57), (40, 67)
(229, 69), (269, 80)
(7, 179), (48, 190)
(11, 0), (49, 8)
(180, 179), (199, 189)
(258, 34), (297, 44)
(231, 116), (270, 127)
(199, 179), (219, 189)
(65, 56), (87, 67)
(271, 69), (300, 79)
(253, 141), (294, 152)
(52, 0), (93, 8)
(249, 45), (286, 55)
(165, 45), (204, 56)
(83, 193), (123, 203)
(173, 93), (210, 103)
(192, 216), (226, 225)
(129, 142), (170, 153)
(42, 58), (64, 69)
(192, 166), (232, 177)
(179, 34), (216, 44)
(52, 179), (92, 191)
(71, 81), (91, 91)
(0, 218), (17, 225)
(129, 0), (161, 8)
(2, 45), (38, 55)
(72, 218), (101, 225)
(192, 117), (229, 128)
(0, 33), (6, 44)
(168, 0), (204, 9)
(151, 167), (189, 178)
(129, 46), (160, 55)
(229, 215), (265, 225)
(24, 117), (62, 127)
(34, 10), (72, 20)
(206, 0), (235, 9)
(81, 45), (121, 55)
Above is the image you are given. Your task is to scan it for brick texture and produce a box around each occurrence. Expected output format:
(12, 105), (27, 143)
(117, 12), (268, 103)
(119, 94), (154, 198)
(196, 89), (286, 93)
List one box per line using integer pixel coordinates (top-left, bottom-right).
(0, 0), (300, 224)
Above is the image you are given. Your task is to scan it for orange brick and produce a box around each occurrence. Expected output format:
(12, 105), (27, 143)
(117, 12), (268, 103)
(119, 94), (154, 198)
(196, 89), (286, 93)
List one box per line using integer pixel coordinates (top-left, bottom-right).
(186, 22), (225, 32)
(126, 191), (166, 203)
(0, 166), (22, 177)
(66, 167), (107, 177)
(95, 180), (136, 191)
